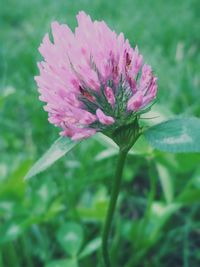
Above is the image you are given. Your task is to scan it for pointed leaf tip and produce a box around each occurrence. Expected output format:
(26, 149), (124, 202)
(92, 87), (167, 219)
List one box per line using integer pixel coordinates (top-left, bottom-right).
(25, 137), (80, 180)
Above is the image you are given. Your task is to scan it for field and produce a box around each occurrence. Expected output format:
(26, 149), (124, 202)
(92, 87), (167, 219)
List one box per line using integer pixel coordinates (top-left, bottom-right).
(1, 0), (200, 266)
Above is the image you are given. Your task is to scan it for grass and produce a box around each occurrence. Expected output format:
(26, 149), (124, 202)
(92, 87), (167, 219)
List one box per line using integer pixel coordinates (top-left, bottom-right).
(0, 0), (200, 266)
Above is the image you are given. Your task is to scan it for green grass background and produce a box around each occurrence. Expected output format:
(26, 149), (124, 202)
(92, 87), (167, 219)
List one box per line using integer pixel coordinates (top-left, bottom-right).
(0, 0), (200, 266)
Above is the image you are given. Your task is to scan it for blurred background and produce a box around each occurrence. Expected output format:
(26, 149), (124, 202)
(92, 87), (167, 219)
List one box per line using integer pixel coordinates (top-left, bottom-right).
(0, 0), (200, 266)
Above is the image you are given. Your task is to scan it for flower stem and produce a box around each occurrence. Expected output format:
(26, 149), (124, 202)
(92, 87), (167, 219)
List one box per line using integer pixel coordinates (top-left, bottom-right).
(102, 148), (128, 267)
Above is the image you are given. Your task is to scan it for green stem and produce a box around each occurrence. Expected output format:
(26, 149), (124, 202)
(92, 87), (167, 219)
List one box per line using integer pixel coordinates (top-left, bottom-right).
(101, 149), (128, 267)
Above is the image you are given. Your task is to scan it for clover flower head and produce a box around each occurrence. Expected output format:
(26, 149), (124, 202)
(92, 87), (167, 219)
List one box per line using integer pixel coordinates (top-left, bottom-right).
(35, 11), (157, 141)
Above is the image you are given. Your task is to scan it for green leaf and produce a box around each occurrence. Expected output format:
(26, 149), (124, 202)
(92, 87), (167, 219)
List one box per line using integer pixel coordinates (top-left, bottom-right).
(177, 188), (200, 205)
(79, 237), (101, 259)
(144, 117), (200, 153)
(93, 133), (118, 148)
(0, 160), (32, 199)
(25, 137), (79, 180)
(45, 259), (78, 267)
(0, 86), (16, 106)
(77, 187), (109, 222)
(146, 202), (181, 244)
(156, 163), (174, 204)
(0, 221), (24, 244)
(56, 222), (84, 257)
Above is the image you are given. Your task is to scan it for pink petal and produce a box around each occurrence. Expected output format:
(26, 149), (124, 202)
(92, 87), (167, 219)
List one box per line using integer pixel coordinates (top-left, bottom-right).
(96, 109), (115, 125)
(105, 86), (115, 106)
(127, 92), (144, 111)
